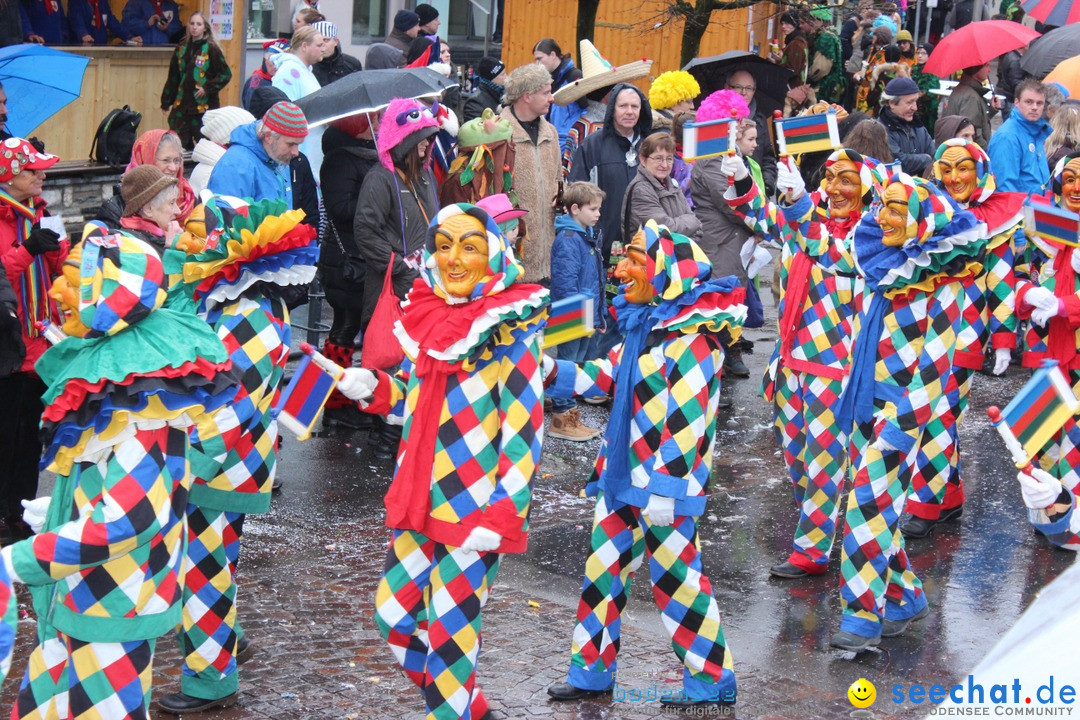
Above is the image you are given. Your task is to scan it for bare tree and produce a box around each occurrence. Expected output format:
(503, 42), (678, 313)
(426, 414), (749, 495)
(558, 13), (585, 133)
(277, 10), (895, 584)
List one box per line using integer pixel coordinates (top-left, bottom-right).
(578, 0), (601, 46)
(643, 0), (774, 67)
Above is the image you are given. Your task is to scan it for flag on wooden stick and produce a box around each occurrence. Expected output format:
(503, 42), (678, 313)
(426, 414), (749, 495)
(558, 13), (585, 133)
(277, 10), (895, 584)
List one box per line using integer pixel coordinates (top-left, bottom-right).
(774, 110), (840, 156)
(542, 293), (595, 349)
(988, 359), (1080, 470)
(274, 344), (344, 441)
(682, 117), (738, 161)
(1025, 195), (1080, 249)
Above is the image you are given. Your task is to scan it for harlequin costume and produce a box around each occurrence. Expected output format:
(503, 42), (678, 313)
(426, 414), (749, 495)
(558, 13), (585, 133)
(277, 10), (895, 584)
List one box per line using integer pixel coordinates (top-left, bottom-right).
(159, 197), (318, 712)
(902, 139), (1028, 534)
(547, 221), (746, 707)
(832, 172), (987, 649)
(160, 36), (233, 150)
(0, 226), (236, 719)
(1010, 152), (1080, 550)
(726, 149), (876, 577)
(360, 203), (547, 720)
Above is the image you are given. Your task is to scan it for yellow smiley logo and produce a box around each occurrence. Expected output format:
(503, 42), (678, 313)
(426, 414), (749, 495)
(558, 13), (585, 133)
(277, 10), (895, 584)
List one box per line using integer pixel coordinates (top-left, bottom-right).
(848, 678), (876, 708)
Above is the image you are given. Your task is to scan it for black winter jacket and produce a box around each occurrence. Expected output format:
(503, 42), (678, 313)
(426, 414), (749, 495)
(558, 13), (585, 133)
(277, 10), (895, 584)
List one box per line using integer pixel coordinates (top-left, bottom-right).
(878, 106), (935, 177)
(463, 83), (502, 123)
(313, 46), (363, 87)
(568, 82), (653, 258)
(320, 127), (379, 290)
(352, 164), (439, 326)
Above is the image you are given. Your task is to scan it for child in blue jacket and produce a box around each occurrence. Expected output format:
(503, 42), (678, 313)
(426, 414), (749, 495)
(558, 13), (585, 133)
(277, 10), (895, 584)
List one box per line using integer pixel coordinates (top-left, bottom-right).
(549, 181), (607, 441)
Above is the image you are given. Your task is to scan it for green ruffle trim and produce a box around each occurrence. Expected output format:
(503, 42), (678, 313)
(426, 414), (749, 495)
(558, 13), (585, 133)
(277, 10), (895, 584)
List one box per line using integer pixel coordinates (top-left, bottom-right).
(879, 243), (984, 294)
(37, 308), (230, 406)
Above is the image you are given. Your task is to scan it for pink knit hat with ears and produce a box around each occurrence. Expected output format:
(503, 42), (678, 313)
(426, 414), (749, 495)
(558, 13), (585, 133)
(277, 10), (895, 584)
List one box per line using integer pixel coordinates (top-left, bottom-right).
(376, 98), (440, 171)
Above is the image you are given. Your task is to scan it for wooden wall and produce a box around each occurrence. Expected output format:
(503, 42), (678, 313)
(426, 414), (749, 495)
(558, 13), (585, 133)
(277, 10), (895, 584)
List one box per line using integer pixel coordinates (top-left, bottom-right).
(502, 0), (783, 86)
(28, 0), (245, 162)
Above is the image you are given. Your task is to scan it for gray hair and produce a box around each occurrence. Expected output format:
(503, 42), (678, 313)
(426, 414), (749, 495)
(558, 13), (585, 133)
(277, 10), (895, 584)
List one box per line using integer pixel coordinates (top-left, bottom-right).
(140, 183), (180, 218)
(503, 63), (552, 105)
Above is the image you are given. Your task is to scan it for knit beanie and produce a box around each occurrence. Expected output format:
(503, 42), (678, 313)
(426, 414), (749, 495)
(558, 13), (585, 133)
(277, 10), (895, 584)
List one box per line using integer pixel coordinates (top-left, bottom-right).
(394, 9), (419, 32)
(121, 165), (177, 217)
(201, 106), (256, 145)
(883, 76), (920, 98)
(415, 3), (438, 25)
(262, 101), (309, 138)
(311, 20), (337, 39)
(477, 56), (505, 82)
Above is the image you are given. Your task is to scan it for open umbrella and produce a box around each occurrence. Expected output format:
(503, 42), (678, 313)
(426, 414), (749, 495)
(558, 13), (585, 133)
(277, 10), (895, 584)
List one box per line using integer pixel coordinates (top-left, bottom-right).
(1044, 55), (1080, 98)
(1020, 0), (1080, 27)
(923, 19), (1041, 77)
(297, 67), (454, 128)
(1021, 24), (1080, 79)
(683, 51), (792, 121)
(0, 44), (91, 138)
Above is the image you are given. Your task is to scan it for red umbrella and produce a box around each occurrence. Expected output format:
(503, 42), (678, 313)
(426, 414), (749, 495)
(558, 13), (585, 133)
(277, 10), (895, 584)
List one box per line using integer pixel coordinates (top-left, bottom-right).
(923, 20), (1042, 77)
(1021, 0), (1080, 27)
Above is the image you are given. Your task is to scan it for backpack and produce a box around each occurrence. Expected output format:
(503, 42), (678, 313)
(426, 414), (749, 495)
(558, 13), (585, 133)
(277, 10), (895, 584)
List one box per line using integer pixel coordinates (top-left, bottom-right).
(90, 106), (142, 166)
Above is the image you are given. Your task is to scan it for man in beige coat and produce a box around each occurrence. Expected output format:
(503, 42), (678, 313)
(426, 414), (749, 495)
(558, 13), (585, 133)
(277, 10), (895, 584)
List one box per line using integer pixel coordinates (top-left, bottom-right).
(500, 64), (561, 284)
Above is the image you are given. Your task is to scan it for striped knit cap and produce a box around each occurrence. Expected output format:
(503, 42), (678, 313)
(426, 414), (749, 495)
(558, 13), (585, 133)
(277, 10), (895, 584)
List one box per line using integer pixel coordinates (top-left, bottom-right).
(311, 20), (337, 39)
(933, 138), (996, 206)
(77, 225), (166, 337)
(262, 101), (308, 138)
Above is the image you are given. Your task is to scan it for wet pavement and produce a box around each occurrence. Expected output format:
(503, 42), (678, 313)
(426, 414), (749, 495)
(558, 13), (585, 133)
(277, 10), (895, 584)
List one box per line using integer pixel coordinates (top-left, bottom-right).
(1, 301), (1076, 720)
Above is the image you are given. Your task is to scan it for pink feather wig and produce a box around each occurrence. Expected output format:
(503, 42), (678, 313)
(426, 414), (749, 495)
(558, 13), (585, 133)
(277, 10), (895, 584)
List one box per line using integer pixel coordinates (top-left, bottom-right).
(696, 89), (750, 124)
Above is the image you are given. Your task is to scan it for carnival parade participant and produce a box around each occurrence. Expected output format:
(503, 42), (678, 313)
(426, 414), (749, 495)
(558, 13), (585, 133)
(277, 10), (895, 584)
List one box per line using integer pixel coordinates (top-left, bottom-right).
(0, 225), (236, 719)
(156, 197), (318, 714)
(1006, 151), (1080, 551)
(720, 147), (878, 579)
(545, 221), (746, 711)
(335, 203), (548, 720)
(831, 171), (987, 652)
(899, 138), (1027, 539)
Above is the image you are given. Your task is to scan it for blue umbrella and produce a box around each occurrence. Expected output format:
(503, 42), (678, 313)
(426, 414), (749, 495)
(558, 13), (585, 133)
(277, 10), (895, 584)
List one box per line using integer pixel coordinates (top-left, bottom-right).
(0, 44), (91, 137)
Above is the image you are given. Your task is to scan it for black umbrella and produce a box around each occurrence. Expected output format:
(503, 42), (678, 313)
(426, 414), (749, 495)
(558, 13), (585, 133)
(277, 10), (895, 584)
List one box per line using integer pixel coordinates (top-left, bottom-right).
(297, 67), (455, 127)
(1020, 23), (1080, 79)
(682, 51), (793, 119)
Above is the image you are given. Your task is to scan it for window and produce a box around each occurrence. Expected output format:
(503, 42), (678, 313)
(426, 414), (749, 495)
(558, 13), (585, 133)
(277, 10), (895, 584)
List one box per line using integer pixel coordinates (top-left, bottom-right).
(352, 0), (388, 41)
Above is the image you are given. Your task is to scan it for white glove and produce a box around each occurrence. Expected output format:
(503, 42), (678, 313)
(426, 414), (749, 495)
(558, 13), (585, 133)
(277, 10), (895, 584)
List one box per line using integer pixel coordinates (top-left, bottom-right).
(1031, 301), (1062, 328)
(460, 526), (502, 553)
(541, 354), (555, 380)
(720, 153), (749, 182)
(21, 496), (51, 534)
(1022, 285), (1054, 312)
(871, 434), (899, 453)
(644, 494), (676, 528)
(336, 367), (377, 401)
(992, 348), (1011, 376)
(0, 545), (21, 584)
(776, 158), (806, 201)
(1017, 468), (1064, 510)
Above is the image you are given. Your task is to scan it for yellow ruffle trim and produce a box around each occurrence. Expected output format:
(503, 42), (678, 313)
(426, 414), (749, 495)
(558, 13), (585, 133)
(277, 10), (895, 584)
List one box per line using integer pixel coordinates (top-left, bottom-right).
(182, 208), (307, 284)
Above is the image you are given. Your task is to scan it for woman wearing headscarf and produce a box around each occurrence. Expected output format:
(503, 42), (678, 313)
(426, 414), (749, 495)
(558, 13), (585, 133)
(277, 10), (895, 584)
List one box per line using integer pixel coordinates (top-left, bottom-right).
(95, 129), (197, 226)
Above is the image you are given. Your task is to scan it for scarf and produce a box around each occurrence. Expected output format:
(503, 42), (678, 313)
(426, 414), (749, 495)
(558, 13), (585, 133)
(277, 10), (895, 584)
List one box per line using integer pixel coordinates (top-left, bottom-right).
(478, 77), (505, 105)
(384, 279), (544, 530)
(1045, 246), (1078, 367)
(177, 39), (211, 109)
(0, 189), (54, 338)
(89, 0), (102, 28)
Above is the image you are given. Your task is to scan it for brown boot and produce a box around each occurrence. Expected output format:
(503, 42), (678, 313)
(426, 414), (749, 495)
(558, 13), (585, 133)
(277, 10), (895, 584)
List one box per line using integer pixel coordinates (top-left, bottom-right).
(548, 408), (601, 442)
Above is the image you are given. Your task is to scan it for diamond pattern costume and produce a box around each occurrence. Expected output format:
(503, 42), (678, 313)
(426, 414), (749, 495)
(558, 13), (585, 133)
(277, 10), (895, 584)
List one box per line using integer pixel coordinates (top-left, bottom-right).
(726, 150), (877, 574)
(550, 222), (746, 703)
(907, 140), (1028, 522)
(171, 197), (318, 702)
(0, 227), (236, 719)
(364, 204), (548, 720)
(1011, 153), (1080, 549)
(835, 174), (988, 640)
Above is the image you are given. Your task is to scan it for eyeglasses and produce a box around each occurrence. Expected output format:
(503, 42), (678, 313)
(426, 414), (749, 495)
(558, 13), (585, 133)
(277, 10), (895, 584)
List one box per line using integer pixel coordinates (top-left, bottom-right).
(646, 155), (674, 166)
(726, 84), (755, 93)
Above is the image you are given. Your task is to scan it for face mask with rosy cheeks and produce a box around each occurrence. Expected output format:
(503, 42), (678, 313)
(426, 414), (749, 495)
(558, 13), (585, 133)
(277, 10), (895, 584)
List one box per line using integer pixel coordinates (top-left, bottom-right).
(614, 232), (653, 304)
(49, 245), (90, 337)
(823, 159), (864, 219)
(935, 146), (978, 205)
(434, 213), (491, 298)
(1062, 158), (1080, 214)
(878, 183), (913, 247)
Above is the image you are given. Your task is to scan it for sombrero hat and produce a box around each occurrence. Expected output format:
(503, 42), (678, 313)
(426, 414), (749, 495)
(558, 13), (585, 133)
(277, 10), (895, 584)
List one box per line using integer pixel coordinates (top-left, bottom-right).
(552, 39), (654, 107)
